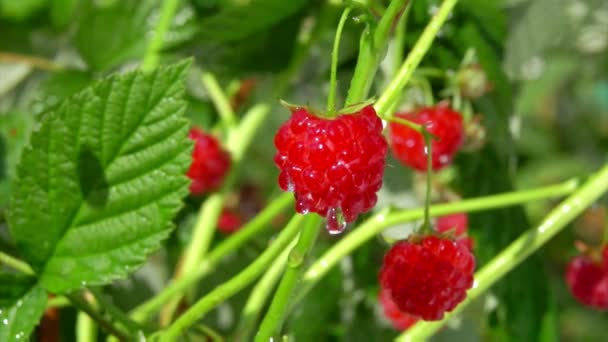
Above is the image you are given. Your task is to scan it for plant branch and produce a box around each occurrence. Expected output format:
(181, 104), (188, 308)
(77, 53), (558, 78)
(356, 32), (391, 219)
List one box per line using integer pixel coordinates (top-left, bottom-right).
(255, 216), (322, 341)
(236, 242), (291, 341)
(201, 71), (236, 129)
(0, 251), (35, 275)
(0, 52), (63, 71)
(130, 192), (293, 322)
(141, 0), (180, 70)
(375, 0), (458, 116)
(161, 214), (306, 340)
(399, 164), (608, 340)
(67, 292), (129, 341)
(294, 178), (579, 303)
(328, 7), (352, 113)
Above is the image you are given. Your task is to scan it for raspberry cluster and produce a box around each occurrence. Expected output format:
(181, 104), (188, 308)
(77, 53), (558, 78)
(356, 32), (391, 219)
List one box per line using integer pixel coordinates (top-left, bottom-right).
(565, 246), (608, 310)
(187, 128), (231, 195)
(389, 105), (464, 171)
(274, 105), (387, 233)
(379, 236), (475, 320)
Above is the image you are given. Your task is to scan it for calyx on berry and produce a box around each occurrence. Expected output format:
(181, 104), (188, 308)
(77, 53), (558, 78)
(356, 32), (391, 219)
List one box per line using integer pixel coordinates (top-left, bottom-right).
(389, 104), (464, 171)
(187, 128), (232, 195)
(273, 104), (387, 234)
(379, 235), (475, 320)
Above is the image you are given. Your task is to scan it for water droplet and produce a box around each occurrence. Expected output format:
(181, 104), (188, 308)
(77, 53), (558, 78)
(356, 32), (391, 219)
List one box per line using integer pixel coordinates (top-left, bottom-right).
(2, 318), (8, 325)
(326, 207), (347, 234)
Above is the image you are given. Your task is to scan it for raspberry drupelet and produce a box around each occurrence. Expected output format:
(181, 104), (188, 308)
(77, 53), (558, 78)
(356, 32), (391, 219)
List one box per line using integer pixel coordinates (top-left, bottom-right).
(378, 287), (419, 330)
(187, 128), (231, 195)
(273, 105), (387, 233)
(379, 236), (475, 320)
(565, 245), (608, 310)
(389, 105), (464, 171)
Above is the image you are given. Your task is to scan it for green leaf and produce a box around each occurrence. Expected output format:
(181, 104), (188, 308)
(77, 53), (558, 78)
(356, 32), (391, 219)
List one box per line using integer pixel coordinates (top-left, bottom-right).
(0, 0), (46, 21)
(0, 281), (46, 342)
(8, 61), (193, 293)
(0, 111), (35, 208)
(198, 0), (307, 42)
(0, 273), (36, 307)
(75, 0), (156, 71)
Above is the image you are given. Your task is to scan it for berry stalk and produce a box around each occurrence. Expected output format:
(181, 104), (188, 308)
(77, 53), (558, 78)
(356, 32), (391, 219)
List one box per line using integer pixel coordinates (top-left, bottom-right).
(327, 7), (352, 113)
(345, 0), (410, 104)
(375, 0), (459, 116)
(130, 192), (293, 322)
(399, 163), (608, 340)
(141, 0), (181, 71)
(294, 178), (579, 304)
(201, 71), (237, 129)
(255, 215), (322, 341)
(162, 214), (306, 340)
(0, 251), (34, 275)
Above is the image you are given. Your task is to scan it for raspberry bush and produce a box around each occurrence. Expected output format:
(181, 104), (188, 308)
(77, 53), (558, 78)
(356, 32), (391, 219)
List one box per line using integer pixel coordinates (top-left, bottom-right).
(0, 0), (607, 341)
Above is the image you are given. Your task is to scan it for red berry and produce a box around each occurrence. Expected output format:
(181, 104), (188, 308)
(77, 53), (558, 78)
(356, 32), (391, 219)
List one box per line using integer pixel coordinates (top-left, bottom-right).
(389, 105), (464, 171)
(435, 213), (468, 236)
(217, 209), (243, 234)
(187, 128), (231, 195)
(379, 236), (475, 320)
(565, 246), (608, 310)
(379, 287), (419, 330)
(274, 105), (387, 233)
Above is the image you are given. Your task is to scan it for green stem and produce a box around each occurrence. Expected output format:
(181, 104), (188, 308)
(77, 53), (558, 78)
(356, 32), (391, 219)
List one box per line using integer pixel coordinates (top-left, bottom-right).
(375, 0), (458, 116)
(67, 293), (128, 341)
(399, 164), (608, 340)
(141, 0), (180, 71)
(327, 7), (352, 113)
(47, 296), (70, 308)
(201, 71), (236, 129)
(384, 1), (411, 115)
(161, 214), (306, 340)
(236, 237), (294, 341)
(294, 178), (579, 303)
(421, 130), (433, 232)
(76, 310), (97, 342)
(255, 216), (322, 341)
(88, 288), (143, 334)
(129, 192), (293, 322)
(0, 251), (34, 275)
(167, 104), (270, 319)
(345, 0), (409, 105)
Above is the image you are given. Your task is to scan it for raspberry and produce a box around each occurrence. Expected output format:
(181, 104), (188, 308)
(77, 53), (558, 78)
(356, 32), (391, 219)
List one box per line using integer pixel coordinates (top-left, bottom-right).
(389, 105), (464, 171)
(565, 246), (608, 310)
(379, 236), (475, 320)
(379, 287), (419, 330)
(187, 128), (231, 195)
(218, 209), (243, 234)
(274, 105), (387, 233)
(435, 213), (468, 236)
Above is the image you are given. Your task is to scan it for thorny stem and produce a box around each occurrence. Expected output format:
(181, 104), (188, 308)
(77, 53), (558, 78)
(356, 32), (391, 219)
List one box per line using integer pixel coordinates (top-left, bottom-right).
(293, 178), (580, 304)
(327, 7), (352, 114)
(375, 0), (459, 116)
(162, 214), (306, 340)
(129, 192), (293, 322)
(141, 0), (180, 71)
(255, 216), (322, 341)
(399, 163), (608, 341)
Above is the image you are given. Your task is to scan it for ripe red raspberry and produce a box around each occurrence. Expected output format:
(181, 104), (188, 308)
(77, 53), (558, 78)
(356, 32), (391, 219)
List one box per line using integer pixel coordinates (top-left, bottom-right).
(565, 246), (608, 310)
(379, 288), (419, 330)
(274, 105), (387, 233)
(218, 209), (243, 234)
(379, 236), (475, 320)
(187, 128), (231, 195)
(435, 213), (468, 236)
(389, 105), (464, 171)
